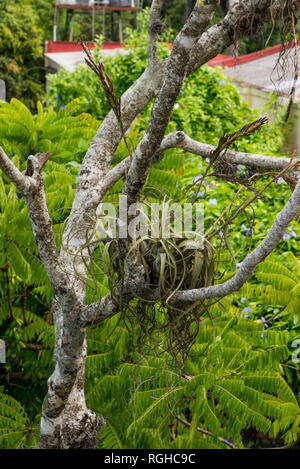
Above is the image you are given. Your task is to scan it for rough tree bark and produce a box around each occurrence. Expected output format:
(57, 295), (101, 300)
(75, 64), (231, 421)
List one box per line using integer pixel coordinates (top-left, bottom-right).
(0, 0), (299, 449)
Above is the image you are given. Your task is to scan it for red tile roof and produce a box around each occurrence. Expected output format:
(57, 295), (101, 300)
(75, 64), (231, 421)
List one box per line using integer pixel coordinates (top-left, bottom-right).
(45, 39), (300, 68)
(45, 41), (125, 53)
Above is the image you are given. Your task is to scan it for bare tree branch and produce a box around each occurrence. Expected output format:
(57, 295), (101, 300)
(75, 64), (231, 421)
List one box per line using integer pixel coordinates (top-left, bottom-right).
(148, 0), (165, 66)
(176, 414), (237, 449)
(0, 146), (31, 193)
(103, 128), (299, 192)
(79, 288), (124, 327)
(160, 130), (300, 172)
(1, 0), (296, 449)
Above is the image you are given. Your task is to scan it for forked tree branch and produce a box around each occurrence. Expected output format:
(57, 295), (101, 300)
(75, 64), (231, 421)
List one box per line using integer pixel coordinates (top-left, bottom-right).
(187, 0), (290, 75)
(0, 146), (31, 193)
(65, 0), (293, 278)
(0, 147), (63, 289)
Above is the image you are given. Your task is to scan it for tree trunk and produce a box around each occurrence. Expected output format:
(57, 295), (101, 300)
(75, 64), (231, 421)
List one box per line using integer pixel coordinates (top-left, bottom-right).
(184, 0), (195, 23)
(38, 296), (104, 449)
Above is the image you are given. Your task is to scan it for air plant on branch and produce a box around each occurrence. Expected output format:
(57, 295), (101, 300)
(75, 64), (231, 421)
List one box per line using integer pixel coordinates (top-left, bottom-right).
(192, 117), (269, 202)
(210, 117), (269, 163)
(80, 40), (133, 160)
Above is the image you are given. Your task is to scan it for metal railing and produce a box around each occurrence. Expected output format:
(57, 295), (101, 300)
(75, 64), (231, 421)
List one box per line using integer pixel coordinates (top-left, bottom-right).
(56, 1), (139, 7)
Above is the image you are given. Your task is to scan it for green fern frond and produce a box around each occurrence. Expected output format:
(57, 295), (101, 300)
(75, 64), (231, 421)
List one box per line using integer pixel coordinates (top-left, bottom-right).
(0, 393), (37, 449)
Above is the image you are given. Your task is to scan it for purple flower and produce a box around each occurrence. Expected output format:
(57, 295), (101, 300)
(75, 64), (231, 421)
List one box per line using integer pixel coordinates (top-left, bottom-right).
(55, 95), (60, 101)
(219, 80), (226, 87)
(223, 437), (236, 446)
(205, 157), (210, 163)
(237, 164), (243, 171)
(193, 176), (202, 185)
(245, 313), (251, 318)
(288, 227), (297, 237)
(60, 104), (66, 110)
(277, 177), (284, 184)
(241, 224), (251, 236)
(283, 232), (291, 241)
(243, 307), (252, 313)
(261, 316), (268, 329)
(208, 198), (218, 206)
(240, 297), (246, 303)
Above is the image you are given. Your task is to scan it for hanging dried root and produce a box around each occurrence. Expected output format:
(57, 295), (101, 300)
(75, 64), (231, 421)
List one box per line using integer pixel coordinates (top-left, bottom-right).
(80, 40), (133, 161)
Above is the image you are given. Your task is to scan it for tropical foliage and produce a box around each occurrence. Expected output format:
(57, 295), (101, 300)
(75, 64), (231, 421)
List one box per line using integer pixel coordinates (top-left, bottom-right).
(89, 300), (300, 450)
(0, 12), (299, 448)
(0, 0), (49, 109)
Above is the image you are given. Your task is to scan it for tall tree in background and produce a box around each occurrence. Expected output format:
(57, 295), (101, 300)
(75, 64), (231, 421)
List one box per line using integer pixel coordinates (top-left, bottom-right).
(0, 0), (53, 109)
(0, 0), (299, 449)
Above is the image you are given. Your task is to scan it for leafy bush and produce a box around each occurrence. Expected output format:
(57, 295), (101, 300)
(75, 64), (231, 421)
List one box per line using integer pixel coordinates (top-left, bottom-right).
(0, 98), (99, 169)
(238, 252), (300, 394)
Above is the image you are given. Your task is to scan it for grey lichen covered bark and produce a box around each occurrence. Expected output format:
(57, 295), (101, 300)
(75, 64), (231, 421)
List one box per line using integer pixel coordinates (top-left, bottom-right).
(0, 0), (299, 449)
